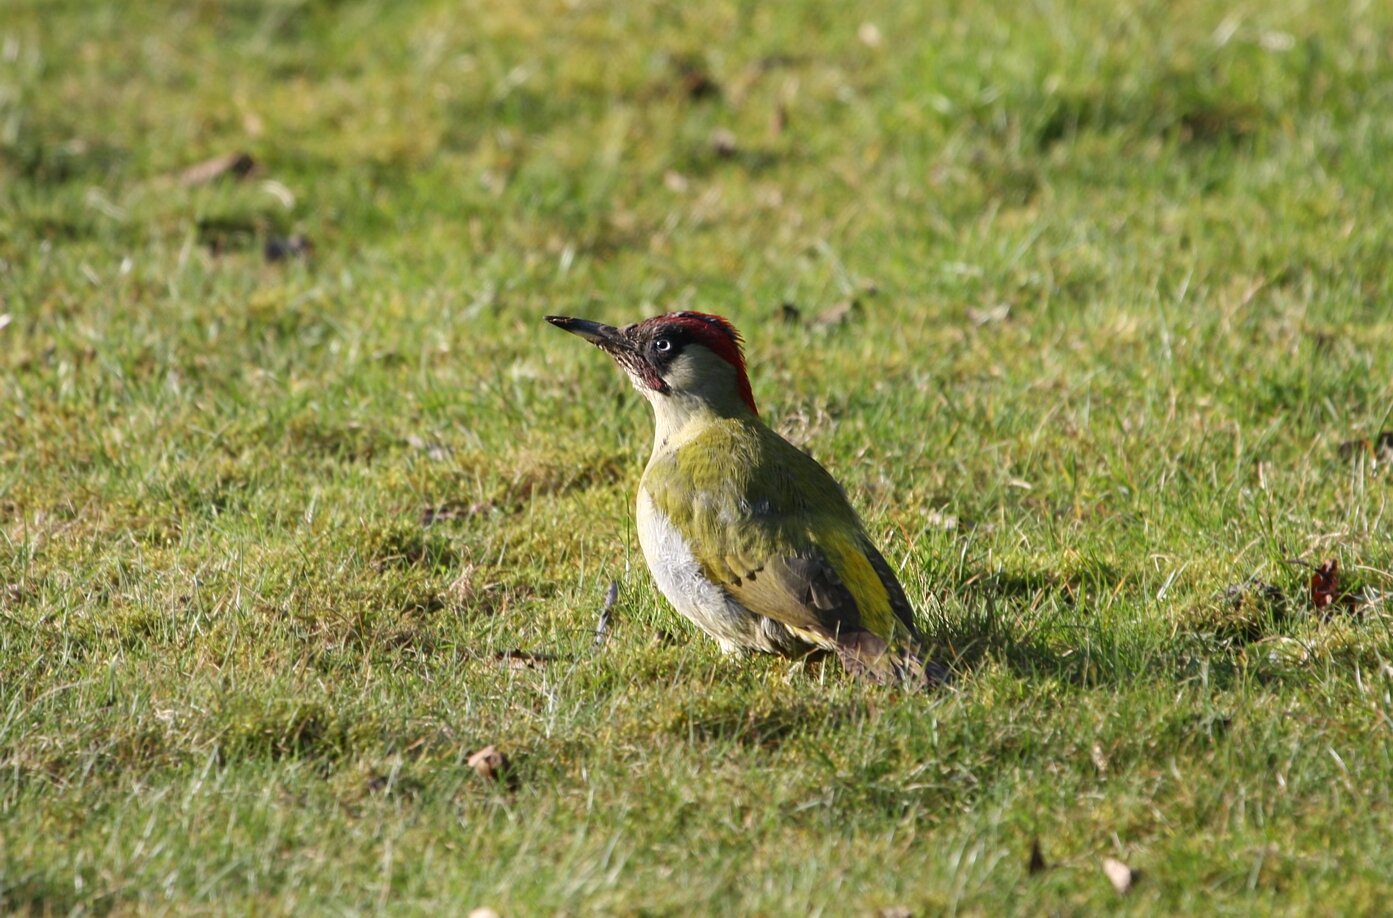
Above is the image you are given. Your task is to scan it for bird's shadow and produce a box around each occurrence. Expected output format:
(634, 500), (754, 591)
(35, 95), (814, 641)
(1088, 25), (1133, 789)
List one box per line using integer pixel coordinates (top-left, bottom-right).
(918, 565), (1191, 689)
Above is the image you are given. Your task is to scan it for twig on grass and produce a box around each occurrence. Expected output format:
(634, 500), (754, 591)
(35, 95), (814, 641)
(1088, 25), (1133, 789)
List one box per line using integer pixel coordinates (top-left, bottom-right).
(594, 580), (619, 650)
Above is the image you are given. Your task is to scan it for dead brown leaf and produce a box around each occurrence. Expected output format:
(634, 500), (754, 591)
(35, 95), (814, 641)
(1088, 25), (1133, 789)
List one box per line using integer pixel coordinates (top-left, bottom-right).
(1308, 557), (1363, 614)
(673, 56), (720, 100)
(467, 745), (508, 781)
(967, 304), (1010, 326)
(1338, 432), (1393, 469)
(813, 298), (861, 329)
(491, 649), (552, 670)
(179, 152), (256, 186)
(710, 128), (737, 158)
(448, 565), (477, 605)
(1311, 559), (1340, 609)
(1090, 742), (1109, 776)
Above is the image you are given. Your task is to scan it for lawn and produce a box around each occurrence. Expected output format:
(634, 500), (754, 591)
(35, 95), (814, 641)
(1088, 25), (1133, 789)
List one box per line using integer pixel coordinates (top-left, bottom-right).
(3, 0), (1393, 913)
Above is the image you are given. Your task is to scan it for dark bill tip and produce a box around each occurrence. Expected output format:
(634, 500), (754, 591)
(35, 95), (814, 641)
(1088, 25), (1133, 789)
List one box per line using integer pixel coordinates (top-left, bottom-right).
(544, 315), (625, 347)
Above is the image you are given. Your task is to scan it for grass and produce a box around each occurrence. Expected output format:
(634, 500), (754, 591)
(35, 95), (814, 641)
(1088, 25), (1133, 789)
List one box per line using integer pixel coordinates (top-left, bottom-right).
(3, 0), (1393, 912)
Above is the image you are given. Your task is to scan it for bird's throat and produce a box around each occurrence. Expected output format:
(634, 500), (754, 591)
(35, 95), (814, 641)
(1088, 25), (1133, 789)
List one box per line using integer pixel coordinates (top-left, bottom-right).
(646, 392), (753, 462)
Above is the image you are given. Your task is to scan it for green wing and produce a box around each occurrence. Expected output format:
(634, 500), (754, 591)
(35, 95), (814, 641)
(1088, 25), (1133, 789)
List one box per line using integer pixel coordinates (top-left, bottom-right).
(645, 418), (925, 679)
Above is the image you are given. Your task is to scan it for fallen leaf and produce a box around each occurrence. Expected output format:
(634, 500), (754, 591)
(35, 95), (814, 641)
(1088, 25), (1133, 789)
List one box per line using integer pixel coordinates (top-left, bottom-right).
(491, 649), (552, 670)
(813, 298), (861, 329)
(1338, 432), (1393, 469)
(1091, 742), (1109, 776)
(710, 128), (737, 158)
(467, 745), (508, 781)
(1102, 857), (1135, 893)
(673, 56), (720, 100)
(1378, 432), (1393, 467)
(1311, 559), (1340, 608)
(469, 908), (501, 918)
(1029, 838), (1048, 874)
(179, 151), (256, 186)
(448, 565), (477, 605)
(967, 303), (1010, 326)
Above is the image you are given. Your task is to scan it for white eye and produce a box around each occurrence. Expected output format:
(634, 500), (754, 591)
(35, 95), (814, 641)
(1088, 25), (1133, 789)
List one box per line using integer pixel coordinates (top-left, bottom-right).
(654, 338), (672, 353)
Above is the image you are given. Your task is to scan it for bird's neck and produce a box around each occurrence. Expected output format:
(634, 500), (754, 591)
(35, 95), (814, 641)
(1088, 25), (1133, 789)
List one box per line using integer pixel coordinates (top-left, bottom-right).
(645, 391), (758, 464)
(637, 347), (759, 462)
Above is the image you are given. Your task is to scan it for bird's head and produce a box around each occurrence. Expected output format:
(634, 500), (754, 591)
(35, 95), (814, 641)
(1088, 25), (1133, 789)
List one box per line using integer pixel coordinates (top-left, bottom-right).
(546, 311), (758, 417)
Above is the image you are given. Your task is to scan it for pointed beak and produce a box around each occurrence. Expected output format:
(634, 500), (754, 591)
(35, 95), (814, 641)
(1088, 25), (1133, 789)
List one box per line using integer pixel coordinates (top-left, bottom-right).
(545, 315), (631, 352)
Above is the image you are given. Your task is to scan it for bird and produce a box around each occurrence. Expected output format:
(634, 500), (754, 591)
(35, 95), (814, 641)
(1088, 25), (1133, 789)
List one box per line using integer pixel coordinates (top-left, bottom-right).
(546, 311), (943, 685)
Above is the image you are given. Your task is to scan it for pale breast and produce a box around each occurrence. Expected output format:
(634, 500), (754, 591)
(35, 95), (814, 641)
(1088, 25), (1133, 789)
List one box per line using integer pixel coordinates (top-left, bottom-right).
(635, 489), (806, 656)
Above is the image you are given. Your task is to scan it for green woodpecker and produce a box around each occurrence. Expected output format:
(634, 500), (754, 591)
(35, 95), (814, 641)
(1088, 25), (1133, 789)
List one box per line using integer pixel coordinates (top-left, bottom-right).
(546, 311), (942, 685)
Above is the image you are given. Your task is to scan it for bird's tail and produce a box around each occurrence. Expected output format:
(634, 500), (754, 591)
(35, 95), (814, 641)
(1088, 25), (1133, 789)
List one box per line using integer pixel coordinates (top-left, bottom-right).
(833, 630), (950, 688)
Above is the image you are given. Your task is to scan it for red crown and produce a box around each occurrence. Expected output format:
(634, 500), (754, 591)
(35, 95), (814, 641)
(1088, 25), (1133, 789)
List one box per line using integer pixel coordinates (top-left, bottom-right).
(641, 312), (756, 414)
